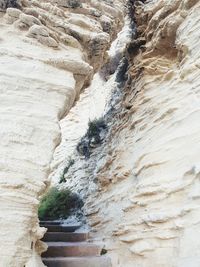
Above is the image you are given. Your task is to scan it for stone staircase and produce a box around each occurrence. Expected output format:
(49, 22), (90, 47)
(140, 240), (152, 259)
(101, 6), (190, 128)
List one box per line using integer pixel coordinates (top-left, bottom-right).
(41, 221), (111, 267)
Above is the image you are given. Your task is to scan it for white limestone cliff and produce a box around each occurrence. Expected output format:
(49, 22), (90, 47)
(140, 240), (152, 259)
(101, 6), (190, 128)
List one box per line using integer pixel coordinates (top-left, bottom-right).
(64, 1), (200, 267)
(0, 0), (124, 266)
(51, 17), (132, 184)
(2, 0), (200, 266)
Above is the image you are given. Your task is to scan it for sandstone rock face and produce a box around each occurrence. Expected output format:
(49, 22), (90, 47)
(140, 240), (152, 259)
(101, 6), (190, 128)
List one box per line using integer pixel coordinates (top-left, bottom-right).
(0, 0), (123, 266)
(51, 18), (132, 184)
(65, 1), (200, 266)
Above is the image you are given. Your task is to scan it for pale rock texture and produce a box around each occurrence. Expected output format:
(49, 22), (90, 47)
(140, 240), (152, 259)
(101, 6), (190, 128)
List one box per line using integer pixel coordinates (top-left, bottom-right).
(51, 17), (132, 184)
(66, 1), (200, 267)
(0, 0), (124, 266)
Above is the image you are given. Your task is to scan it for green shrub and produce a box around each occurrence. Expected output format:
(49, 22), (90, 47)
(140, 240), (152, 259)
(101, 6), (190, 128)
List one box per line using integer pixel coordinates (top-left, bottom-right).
(87, 118), (107, 140)
(38, 187), (82, 220)
(76, 117), (107, 158)
(101, 248), (108, 255)
(59, 158), (75, 184)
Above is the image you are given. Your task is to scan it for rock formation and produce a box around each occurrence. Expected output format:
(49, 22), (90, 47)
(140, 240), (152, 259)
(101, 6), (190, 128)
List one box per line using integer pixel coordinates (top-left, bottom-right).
(64, 0), (200, 267)
(0, 0), (123, 266)
(51, 17), (132, 184)
(2, 0), (200, 266)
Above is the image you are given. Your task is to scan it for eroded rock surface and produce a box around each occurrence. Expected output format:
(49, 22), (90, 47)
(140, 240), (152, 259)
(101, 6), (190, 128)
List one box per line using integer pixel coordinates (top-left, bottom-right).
(0, 0), (123, 266)
(51, 17), (132, 184)
(65, 1), (200, 266)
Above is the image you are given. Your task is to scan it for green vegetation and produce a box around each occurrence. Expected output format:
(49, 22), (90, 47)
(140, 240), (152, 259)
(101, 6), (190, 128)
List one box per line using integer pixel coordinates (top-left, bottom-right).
(76, 117), (107, 158)
(59, 158), (75, 184)
(101, 248), (108, 255)
(38, 187), (83, 220)
(87, 118), (106, 141)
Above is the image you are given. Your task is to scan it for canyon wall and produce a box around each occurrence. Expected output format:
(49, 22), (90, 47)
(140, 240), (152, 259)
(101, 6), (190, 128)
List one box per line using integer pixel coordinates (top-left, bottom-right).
(65, 0), (200, 266)
(51, 17), (132, 184)
(2, 0), (200, 266)
(0, 0), (124, 266)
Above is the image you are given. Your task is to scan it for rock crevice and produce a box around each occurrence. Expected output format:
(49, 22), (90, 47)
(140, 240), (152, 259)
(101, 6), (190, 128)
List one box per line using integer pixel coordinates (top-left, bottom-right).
(65, 1), (200, 266)
(0, 0), (124, 266)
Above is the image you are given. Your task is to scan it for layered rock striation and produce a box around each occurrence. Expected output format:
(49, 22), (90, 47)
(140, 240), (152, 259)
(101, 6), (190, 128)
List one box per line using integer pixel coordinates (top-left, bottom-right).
(66, 1), (200, 266)
(51, 16), (132, 184)
(0, 0), (123, 266)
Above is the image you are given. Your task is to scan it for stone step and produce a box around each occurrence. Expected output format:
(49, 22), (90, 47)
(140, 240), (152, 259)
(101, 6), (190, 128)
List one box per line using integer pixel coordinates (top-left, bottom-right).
(44, 225), (81, 232)
(42, 242), (102, 257)
(43, 232), (89, 242)
(43, 256), (111, 267)
(40, 221), (62, 226)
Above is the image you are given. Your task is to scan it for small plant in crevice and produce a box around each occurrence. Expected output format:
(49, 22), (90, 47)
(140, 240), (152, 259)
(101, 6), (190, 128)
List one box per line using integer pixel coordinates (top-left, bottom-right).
(76, 117), (107, 159)
(59, 157), (75, 184)
(87, 118), (106, 141)
(38, 187), (83, 220)
(101, 248), (108, 255)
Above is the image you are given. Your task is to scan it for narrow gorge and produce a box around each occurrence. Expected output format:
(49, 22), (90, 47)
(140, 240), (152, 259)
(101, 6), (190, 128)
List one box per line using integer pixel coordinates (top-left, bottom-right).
(0, 0), (200, 267)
